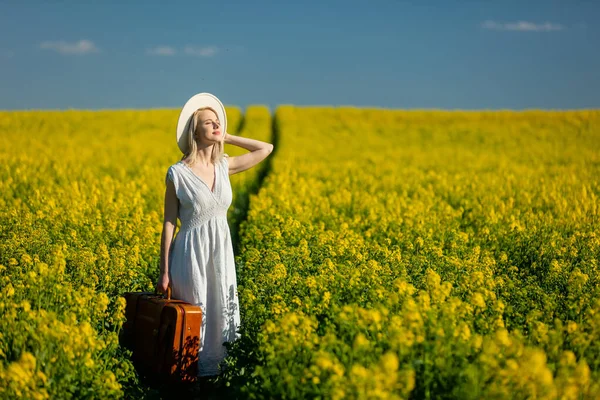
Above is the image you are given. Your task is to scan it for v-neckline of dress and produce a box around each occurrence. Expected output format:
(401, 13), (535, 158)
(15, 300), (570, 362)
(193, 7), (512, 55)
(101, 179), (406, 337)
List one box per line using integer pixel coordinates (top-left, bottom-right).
(179, 160), (218, 194)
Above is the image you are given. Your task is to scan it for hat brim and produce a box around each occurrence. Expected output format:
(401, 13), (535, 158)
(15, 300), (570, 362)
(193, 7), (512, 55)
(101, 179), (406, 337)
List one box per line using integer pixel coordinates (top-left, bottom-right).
(176, 92), (227, 154)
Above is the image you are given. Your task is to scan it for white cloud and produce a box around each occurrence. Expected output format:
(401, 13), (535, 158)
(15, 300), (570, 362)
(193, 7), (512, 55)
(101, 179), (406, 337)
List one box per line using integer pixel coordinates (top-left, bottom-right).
(147, 46), (177, 56)
(39, 39), (99, 54)
(481, 20), (565, 32)
(184, 45), (218, 57)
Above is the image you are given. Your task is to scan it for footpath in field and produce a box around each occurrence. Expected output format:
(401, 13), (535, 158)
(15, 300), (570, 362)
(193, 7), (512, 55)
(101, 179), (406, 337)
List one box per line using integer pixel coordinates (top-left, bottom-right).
(220, 107), (600, 399)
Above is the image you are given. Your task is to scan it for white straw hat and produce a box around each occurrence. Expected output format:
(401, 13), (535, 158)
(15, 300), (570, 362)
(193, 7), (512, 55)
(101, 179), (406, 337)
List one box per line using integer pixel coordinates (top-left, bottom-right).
(176, 92), (227, 154)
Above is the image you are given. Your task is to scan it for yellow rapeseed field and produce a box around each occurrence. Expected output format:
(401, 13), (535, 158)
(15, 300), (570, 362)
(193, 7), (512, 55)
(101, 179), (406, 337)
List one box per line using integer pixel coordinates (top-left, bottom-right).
(225, 107), (600, 399)
(0, 106), (269, 398)
(1, 106), (599, 399)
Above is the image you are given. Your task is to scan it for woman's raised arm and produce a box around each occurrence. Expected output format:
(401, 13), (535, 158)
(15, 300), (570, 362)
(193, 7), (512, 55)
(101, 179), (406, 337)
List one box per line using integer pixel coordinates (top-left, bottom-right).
(223, 132), (274, 175)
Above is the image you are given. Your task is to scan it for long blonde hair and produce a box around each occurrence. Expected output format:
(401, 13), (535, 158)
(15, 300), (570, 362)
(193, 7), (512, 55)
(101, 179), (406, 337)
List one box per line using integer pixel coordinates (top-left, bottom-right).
(182, 106), (225, 166)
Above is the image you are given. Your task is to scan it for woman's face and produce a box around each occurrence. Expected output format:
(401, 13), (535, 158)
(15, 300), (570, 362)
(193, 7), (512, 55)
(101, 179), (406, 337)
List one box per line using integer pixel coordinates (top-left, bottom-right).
(195, 109), (222, 144)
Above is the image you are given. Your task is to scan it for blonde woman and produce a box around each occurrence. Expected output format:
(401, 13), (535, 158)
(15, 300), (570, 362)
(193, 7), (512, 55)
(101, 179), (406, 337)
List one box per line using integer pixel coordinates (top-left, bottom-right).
(157, 93), (273, 378)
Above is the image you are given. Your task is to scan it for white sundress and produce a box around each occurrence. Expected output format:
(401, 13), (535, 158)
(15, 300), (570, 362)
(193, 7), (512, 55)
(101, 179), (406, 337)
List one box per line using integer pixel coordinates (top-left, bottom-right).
(165, 154), (242, 377)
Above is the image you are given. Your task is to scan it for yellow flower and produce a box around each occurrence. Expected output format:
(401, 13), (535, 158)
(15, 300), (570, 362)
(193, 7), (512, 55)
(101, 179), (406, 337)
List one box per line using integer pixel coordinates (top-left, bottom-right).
(562, 385), (579, 400)
(495, 329), (511, 347)
(471, 293), (486, 309)
(95, 292), (110, 314)
(379, 352), (399, 372)
(574, 361), (590, 386)
(21, 300), (31, 312)
(7, 351), (36, 385)
(455, 323), (471, 341)
(84, 356), (95, 369)
(353, 333), (370, 349)
(394, 279), (416, 296)
(350, 364), (369, 379)
(560, 350), (576, 366)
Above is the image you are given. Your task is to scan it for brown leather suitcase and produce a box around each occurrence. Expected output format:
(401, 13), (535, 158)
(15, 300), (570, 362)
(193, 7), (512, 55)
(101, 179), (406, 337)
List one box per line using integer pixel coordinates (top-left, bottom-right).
(120, 287), (202, 383)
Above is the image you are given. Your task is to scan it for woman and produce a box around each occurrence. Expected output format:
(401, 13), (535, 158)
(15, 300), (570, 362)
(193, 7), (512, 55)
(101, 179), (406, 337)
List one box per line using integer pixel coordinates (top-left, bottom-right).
(157, 93), (273, 378)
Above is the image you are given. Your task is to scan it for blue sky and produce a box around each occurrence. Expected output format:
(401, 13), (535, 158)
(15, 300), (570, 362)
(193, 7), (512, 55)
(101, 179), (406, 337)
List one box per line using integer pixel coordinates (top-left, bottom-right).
(1, 0), (598, 111)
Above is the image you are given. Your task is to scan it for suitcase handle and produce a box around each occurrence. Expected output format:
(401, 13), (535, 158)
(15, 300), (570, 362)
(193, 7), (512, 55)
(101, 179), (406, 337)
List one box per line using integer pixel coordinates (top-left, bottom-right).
(154, 285), (172, 300)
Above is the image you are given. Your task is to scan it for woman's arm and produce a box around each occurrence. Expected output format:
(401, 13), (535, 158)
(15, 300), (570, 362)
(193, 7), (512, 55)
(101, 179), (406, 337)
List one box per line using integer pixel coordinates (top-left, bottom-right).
(223, 132), (274, 175)
(157, 179), (178, 293)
